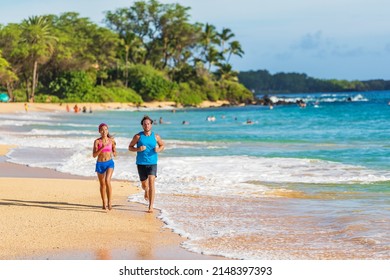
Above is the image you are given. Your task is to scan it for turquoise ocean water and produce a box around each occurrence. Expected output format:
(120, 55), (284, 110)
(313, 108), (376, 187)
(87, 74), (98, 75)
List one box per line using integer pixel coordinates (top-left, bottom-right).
(1, 90), (389, 259)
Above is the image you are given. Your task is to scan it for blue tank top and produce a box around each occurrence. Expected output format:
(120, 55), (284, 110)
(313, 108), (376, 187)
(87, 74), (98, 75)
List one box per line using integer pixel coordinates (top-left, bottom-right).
(136, 131), (158, 165)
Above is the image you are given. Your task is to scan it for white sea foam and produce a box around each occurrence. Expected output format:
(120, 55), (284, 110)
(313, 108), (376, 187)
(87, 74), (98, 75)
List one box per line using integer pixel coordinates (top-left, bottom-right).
(0, 112), (55, 121)
(29, 129), (96, 136)
(267, 93), (368, 104)
(0, 119), (55, 127)
(155, 156), (390, 193)
(5, 135), (390, 191)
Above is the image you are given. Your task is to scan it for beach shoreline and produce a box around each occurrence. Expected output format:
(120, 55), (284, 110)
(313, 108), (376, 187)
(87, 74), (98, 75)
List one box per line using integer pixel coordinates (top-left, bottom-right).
(0, 144), (227, 260)
(0, 100), (233, 114)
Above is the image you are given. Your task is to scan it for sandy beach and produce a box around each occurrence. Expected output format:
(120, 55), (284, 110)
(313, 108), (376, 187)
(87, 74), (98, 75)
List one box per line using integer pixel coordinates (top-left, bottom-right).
(0, 101), (228, 260)
(0, 101), (230, 260)
(0, 100), (232, 114)
(0, 140), (225, 260)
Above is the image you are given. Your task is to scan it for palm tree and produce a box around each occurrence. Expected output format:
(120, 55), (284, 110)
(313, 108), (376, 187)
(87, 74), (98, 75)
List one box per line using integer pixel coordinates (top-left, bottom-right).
(200, 23), (218, 62)
(215, 62), (238, 82)
(226, 40), (244, 63)
(118, 34), (144, 87)
(217, 27), (235, 53)
(20, 16), (58, 102)
(205, 47), (223, 71)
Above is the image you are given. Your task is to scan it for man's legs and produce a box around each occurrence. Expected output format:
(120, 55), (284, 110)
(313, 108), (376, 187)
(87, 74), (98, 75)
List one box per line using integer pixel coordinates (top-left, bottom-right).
(147, 175), (156, 213)
(141, 179), (149, 201)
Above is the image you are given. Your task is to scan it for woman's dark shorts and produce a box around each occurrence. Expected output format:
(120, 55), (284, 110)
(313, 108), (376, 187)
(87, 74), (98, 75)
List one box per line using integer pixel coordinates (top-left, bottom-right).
(137, 164), (157, 181)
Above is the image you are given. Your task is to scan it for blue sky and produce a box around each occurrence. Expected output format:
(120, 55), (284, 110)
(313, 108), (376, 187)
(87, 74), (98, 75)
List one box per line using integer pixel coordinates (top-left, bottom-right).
(1, 0), (389, 80)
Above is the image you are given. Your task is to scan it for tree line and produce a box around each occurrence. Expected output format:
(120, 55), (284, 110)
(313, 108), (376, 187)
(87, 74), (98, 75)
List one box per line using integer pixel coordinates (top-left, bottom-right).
(0, 0), (253, 105)
(238, 69), (390, 95)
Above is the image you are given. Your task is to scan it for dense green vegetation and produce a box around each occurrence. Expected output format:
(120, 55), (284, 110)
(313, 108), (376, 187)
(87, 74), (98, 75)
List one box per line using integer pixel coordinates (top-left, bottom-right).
(1, 0), (389, 105)
(0, 0), (252, 105)
(238, 70), (390, 95)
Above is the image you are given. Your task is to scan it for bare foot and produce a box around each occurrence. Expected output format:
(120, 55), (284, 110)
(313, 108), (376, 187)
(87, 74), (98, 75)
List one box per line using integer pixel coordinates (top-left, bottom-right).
(147, 208), (154, 213)
(108, 204), (112, 210)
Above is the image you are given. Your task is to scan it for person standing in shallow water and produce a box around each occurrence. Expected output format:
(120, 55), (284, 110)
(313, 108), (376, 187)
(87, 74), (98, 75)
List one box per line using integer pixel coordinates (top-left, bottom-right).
(93, 123), (117, 210)
(128, 115), (165, 213)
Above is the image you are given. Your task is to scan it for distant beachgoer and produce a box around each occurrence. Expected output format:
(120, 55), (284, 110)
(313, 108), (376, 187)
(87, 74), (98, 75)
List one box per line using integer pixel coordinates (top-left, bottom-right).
(182, 120), (190, 125)
(297, 100), (306, 108)
(24, 103), (28, 112)
(74, 104), (79, 113)
(93, 123), (117, 210)
(159, 117), (164, 124)
(66, 104), (70, 112)
(128, 115), (165, 213)
(82, 106), (87, 113)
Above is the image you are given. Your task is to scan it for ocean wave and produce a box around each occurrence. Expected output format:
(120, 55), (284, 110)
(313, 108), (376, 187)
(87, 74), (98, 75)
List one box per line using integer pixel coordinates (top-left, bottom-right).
(0, 120), (55, 127)
(29, 129), (96, 136)
(125, 156), (390, 204)
(267, 93), (368, 104)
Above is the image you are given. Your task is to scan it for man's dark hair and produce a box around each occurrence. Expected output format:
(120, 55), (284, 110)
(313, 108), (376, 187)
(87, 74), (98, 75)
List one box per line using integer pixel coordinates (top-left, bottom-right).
(141, 115), (153, 125)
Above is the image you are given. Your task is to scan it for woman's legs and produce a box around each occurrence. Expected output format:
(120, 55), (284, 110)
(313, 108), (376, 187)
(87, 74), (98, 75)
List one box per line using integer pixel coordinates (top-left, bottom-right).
(105, 168), (114, 210)
(97, 172), (107, 209)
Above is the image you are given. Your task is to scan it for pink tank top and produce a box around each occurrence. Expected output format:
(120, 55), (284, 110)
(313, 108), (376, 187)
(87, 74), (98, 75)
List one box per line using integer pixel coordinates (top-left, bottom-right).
(98, 139), (112, 153)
